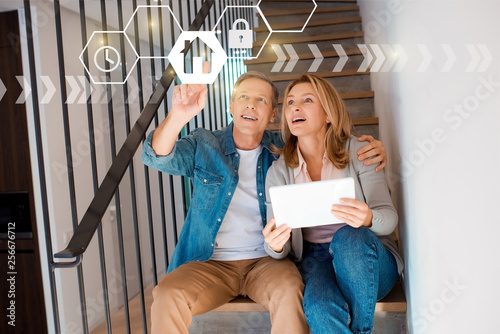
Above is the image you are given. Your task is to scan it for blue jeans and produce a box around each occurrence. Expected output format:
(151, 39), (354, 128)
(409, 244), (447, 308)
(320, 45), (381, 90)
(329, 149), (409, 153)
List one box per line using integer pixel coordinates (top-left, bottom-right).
(297, 226), (399, 334)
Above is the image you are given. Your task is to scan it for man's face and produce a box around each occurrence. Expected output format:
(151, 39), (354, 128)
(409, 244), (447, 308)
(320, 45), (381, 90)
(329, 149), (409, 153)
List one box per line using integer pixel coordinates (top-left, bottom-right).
(229, 78), (277, 137)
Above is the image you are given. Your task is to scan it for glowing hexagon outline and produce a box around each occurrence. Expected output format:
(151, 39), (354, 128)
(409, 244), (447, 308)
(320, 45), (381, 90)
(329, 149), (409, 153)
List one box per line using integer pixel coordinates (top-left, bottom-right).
(212, 5), (272, 60)
(79, 31), (140, 85)
(256, 0), (317, 33)
(167, 31), (227, 84)
(123, 5), (183, 59)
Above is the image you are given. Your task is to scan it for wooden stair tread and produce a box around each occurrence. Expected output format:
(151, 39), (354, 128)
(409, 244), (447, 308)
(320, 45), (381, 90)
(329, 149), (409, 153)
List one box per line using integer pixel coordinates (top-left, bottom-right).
(267, 117), (379, 131)
(245, 48), (362, 65)
(339, 90), (374, 99)
(270, 68), (368, 82)
(214, 282), (406, 312)
(278, 91), (374, 104)
(254, 16), (361, 32)
(257, 5), (359, 17)
(254, 31), (364, 47)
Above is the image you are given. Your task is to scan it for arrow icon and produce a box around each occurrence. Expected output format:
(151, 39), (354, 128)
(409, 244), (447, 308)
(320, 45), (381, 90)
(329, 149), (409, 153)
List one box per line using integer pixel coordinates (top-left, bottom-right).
(381, 44), (397, 72)
(78, 76), (94, 104)
(40, 76), (56, 104)
(466, 44), (480, 72)
(477, 44), (492, 72)
(370, 44), (386, 72)
(417, 44), (432, 72)
(283, 44), (298, 72)
(441, 44), (456, 72)
(0, 78), (6, 102)
(271, 44), (286, 72)
(16, 76), (31, 104)
(392, 44), (408, 72)
(94, 79), (117, 104)
(308, 44), (323, 72)
(94, 80), (108, 104)
(125, 76), (139, 105)
(332, 44), (348, 72)
(357, 44), (373, 72)
(66, 76), (83, 104)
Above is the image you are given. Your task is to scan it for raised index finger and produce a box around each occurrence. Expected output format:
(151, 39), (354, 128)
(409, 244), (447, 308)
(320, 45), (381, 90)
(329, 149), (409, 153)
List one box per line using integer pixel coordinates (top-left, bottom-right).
(202, 61), (210, 74)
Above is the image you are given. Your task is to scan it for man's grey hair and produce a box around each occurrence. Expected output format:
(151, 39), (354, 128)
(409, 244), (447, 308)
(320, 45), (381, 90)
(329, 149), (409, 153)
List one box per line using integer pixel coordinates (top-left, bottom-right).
(231, 71), (279, 110)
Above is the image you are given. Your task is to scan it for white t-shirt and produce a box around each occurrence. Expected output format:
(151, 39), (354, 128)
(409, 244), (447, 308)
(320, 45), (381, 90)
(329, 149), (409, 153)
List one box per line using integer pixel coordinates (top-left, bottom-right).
(210, 146), (268, 261)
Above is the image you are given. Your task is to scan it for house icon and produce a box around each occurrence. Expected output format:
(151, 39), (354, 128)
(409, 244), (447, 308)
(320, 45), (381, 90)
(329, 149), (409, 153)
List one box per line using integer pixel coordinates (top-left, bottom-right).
(168, 31), (227, 84)
(184, 38), (213, 75)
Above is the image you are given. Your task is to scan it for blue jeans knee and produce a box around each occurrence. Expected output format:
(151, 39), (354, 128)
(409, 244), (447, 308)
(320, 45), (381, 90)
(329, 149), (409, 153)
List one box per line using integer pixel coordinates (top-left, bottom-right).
(330, 225), (376, 260)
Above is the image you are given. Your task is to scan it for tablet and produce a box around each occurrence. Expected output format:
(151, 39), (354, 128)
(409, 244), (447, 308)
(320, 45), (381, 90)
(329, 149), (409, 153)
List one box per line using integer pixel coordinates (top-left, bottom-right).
(268, 177), (355, 229)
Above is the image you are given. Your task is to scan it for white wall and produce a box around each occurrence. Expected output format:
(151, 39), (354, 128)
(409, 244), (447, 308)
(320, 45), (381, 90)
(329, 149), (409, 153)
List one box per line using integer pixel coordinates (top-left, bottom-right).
(358, 1), (500, 333)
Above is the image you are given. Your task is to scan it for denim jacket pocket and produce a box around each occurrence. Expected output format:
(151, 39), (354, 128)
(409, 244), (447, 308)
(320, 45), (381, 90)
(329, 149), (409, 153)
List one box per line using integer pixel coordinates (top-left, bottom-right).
(191, 167), (224, 210)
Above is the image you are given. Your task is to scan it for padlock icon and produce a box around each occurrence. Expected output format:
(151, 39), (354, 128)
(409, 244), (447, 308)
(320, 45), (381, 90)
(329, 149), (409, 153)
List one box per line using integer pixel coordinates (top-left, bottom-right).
(228, 19), (253, 49)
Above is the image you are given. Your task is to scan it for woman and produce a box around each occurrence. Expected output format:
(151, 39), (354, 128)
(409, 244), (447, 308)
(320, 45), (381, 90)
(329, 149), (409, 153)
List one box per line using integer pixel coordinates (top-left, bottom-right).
(262, 74), (403, 334)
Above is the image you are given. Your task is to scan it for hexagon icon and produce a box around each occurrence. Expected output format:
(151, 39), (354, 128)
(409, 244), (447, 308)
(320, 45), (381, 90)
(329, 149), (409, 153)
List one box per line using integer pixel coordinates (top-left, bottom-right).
(80, 31), (139, 84)
(213, 5), (272, 59)
(168, 31), (227, 84)
(123, 5), (182, 58)
(257, 0), (317, 33)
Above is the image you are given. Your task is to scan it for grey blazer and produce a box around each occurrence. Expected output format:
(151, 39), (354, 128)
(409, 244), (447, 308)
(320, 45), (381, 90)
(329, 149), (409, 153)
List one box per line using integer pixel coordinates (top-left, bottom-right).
(264, 136), (404, 274)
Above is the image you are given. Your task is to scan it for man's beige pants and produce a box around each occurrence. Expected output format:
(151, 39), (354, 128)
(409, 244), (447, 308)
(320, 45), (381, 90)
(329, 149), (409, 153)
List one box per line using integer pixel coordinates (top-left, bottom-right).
(150, 256), (309, 334)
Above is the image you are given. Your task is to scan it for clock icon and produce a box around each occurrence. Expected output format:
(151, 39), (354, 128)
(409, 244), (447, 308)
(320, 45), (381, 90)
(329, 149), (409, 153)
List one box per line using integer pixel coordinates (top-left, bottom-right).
(94, 46), (120, 73)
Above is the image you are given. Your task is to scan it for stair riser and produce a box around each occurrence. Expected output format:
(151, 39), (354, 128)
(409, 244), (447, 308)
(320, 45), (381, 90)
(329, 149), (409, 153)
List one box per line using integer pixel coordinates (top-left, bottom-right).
(272, 97), (375, 124)
(345, 98), (375, 119)
(245, 54), (365, 73)
(253, 37), (365, 56)
(270, 74), (371, 95)
(352, 124), (379, 139)
(258, 10), (359, 27)
(256, 22), (362, 39)
(268, 122), (379, 140)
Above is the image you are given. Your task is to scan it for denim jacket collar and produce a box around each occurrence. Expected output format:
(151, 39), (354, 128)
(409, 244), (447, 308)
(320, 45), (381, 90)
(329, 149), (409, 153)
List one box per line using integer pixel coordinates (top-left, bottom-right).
(223, 122), (274, 155)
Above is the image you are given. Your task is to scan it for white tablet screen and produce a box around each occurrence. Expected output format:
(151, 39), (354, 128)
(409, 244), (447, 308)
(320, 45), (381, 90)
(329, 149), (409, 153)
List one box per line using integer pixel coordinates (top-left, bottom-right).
(269, 177), (355, 228)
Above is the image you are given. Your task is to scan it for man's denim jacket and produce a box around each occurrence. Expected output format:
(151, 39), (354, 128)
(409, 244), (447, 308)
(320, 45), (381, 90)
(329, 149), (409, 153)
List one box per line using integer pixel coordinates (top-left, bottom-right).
(142, 122), (282, 273)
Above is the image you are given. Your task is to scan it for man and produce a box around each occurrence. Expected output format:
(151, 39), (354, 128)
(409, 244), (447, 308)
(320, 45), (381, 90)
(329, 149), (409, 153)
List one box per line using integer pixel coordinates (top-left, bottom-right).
(142, 66), (386, 333)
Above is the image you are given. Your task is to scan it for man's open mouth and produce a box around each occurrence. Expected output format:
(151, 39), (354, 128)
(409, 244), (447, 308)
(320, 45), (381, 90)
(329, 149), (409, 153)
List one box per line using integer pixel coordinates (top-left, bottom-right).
(242, 115), (258, 121)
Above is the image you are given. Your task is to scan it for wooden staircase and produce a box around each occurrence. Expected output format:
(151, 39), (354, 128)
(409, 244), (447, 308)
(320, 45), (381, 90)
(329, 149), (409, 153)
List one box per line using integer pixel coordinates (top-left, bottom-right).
(246, 0), (379, 139)
(92, 2), (405, 332)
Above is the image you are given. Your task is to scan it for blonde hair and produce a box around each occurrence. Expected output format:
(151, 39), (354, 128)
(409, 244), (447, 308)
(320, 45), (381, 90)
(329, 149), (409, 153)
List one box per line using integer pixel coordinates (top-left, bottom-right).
(277, 74), (352, 169)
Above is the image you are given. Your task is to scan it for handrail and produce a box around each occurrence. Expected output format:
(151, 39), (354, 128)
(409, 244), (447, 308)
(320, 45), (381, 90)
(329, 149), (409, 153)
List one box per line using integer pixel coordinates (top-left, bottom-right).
(55, 0), (215, 259)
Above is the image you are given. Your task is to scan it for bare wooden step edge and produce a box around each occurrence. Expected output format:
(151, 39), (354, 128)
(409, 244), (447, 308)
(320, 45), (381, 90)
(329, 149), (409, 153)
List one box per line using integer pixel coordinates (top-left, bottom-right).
(267, 117), (379, 131)
(214, 282), (406, 312)
(253, 31), (364, 47)
(245, 48), (362, 65)
(257, 5), (359, 17)
(254, 16), (361, 32)
(339, 90), (374, 100)
(278, 91), (374, 104)
(270, 68), (368, 82)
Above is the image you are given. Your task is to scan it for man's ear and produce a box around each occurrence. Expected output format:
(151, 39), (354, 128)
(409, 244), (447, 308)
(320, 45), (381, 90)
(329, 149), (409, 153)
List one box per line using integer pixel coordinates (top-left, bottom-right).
(269, 107), (278, 123)
(229, 100), (233, 116)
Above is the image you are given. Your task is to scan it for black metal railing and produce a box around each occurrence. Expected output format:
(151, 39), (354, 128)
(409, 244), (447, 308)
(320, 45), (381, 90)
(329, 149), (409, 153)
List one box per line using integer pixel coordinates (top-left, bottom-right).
(20, 0), (254, 332)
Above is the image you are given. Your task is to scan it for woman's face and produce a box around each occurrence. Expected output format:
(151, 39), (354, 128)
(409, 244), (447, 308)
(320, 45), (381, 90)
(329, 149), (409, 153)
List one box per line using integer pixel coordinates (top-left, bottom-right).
(285, 82), (330, 138)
